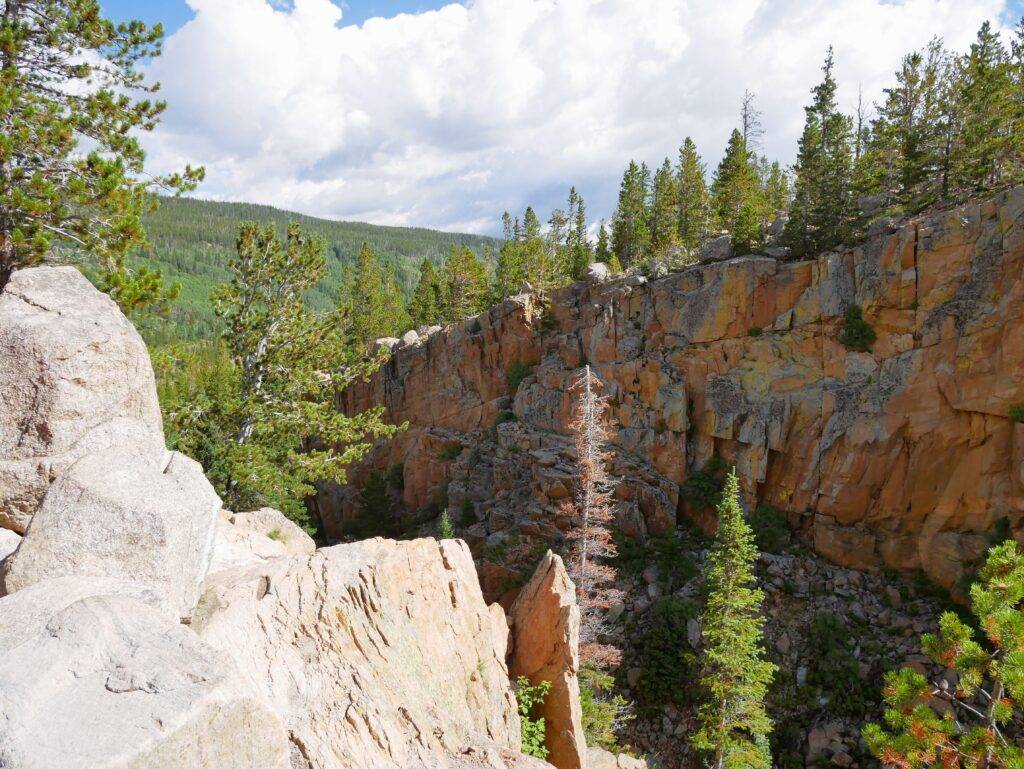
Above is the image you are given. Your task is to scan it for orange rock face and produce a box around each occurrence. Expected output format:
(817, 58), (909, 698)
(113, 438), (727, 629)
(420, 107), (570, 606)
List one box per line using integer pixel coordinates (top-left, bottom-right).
(323, 186), (1024, 592)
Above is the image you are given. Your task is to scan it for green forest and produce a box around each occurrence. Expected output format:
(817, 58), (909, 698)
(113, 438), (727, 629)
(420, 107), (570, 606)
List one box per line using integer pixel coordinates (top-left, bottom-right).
(127, 196), (497, 344)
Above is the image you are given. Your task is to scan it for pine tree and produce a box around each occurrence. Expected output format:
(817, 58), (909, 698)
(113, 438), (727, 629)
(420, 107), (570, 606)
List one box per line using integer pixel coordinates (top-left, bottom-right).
(383, 260), (411, 334)
(611, 161), (651, 268)
(408, 258), (442, 327)
(349, 242), (400, 344)
(677, 137), (712, 250)
(692, 469), (776, 769)
(762, 160), (792, 215)
(494, 212), (526, 300)
(649, 157), (680, 260)
(595, 221), (612, 264)
(567, 187), (592, 279)
(0, 0), (203, 308)
(565, 365), (623, 668)
(211, 223), (400, 528)
(712, 129), (764, 254)
(784, 47), (856, 257)
(442, 244), (489, 322)
(863, 540), (1024, 769)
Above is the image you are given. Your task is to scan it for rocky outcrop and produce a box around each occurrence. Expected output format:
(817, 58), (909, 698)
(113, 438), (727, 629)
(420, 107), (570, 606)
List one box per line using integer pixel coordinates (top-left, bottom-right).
(0, 578), (289, 769)
(2, 446), (221, 619)
(510, 552), (586, 769)
(328, 186), (1024, 590)
(195, 537), (532, 769)
(208, 506), (316, 574)
(0, 266), (164, 534)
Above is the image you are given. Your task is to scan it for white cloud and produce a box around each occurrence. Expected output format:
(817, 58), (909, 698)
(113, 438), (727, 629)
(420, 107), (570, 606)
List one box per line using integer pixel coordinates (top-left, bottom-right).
(144, 0), (1014, 234)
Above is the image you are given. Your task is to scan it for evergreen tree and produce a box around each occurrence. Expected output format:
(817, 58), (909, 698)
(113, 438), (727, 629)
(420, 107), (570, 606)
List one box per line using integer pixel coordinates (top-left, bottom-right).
(649, 157), (680, 260)
(408, 258), (442, 327)
(383, 259), (411, 333)
(784, 47), (856, 257)
(712, 129), (764, 254)
(210, 223), (400, 528)
(762, 160), (792, 215)
(0, 0), (203, 308)
(349, 242), (402, 344)
(611, 161), (651, 268)
(494, 211), (526, 300)
(595, 221), (611, 264)
(692, 469), (776, 769)
(442, 244), (489, 321)
(567, 187), (592, 279)
(864, 540), (1024, 769)
(677, 137), (712, 250)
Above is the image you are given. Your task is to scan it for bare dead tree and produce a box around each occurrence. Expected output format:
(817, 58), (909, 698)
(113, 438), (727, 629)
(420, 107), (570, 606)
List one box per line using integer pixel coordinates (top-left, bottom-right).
(565, 364), (623, 668)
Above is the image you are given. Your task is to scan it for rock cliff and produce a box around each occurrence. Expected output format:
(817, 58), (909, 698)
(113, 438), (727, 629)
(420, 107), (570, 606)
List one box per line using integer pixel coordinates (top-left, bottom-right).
(325, 186), (1024, 591)
(0, 267), (553, 769)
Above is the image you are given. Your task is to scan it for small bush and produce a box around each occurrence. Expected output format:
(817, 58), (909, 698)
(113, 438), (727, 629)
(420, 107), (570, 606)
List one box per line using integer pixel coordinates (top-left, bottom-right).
(616, 533), (696, 586)
(470, 317), (482, 334)
(804, 612), (874, 717)
(748, 326), (763, 337)
(841, 304), (876, 352)
(507, 361), (534, 395)
(437, 509), (454, 539)
(493, 409), (516, 427)
(438, 443), (463, 461)
(385, 462), (404, 491)
(579, 666), (631, 752)
(515, 677), (552, 759)
(266, 527), (283, 542)
(1009, 404), (1024, 423)
(459, 497), (477, 527)
(748, 503), (790, 553)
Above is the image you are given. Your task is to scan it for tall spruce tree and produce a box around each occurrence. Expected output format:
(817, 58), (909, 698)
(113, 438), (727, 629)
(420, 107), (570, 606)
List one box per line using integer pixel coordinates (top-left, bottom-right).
(649, 157), (680, 260)
(692, 469), (776, 769)
(442, 244), (488, 322)
(0, 0), (203, 309)
(408, 258), (442, 327)
(677, 137), (712, 250)
(784, 47), (856, 257)
(712, 129), (764, 254)
(348, 242), (402, 344)
(611, 161), (651, 268)
(567, 187), (592, 279)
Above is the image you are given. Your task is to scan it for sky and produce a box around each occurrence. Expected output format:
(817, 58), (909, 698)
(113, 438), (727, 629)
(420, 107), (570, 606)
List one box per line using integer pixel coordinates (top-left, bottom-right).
(104, 0), (1024, 235)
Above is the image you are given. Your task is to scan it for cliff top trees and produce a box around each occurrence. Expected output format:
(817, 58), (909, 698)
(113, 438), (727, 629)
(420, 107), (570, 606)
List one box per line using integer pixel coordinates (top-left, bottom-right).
(712, 129), (764, 254)
(611, 161), (651, 268)
(442, 244), (489, 322)
(207, 223), (400, 528)
(408, 258), (442, 328)
(864, 540), (1024, 769)
(677, 137), (712, 251)
(0, 0), (203, 308)
(346, 242), (409, 344)
(692, 469), (776, 769)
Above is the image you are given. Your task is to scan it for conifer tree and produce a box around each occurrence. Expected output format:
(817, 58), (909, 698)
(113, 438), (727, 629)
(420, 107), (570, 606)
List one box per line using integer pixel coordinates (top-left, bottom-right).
(0, 0), (203, 309)
(567, 187), (592, 279)
(863, 540), (1024, 769)
(761, 159), (792, 215)
(784, 47), (856, 257)
(649, 157), (680, 260)
(408, 258), (442, 327)
(712, 129), (764, 254)
(442, 244), (489, 322)
(211, 223), (400, 528)
(611, 161), (651, 268)
(692, 469), (776, 769)
(494, 213), (526, 301)
(595, 221), (612, 265)
(383, 259), (411, 334)
(348, 242), (401, 344)
(677, 137), (712, 250)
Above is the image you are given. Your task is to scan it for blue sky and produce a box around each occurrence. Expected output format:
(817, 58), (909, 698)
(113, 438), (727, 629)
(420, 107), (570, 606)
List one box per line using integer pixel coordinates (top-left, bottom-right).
(101, 0), (456, 33)
(110, 0), (1024, 235)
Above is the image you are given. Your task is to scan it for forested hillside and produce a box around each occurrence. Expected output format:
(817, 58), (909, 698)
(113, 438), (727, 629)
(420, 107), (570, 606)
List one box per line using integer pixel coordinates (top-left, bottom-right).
(130, 196), (498, 344)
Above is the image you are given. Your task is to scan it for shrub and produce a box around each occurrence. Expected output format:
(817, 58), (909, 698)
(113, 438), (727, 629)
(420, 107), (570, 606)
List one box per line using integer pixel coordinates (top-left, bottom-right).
(470, 317), (482, 334)
(385, 462), (404, 491)
(636, 597), (700, 711)
(841, 304), (876, 352)
(579, 666), (631, 752)
(748, 326), (763, 337)
(493, 409), (516, 427)
(438, 443), (463, 461)
(437, 509), (454, 539)
(1009, 404), (1024, 423)
(515, 677), (552, 759)
(804, 612), (873, 717)
(748, 503), (790, 553)
(616, 533), (696, 587)
(681, 453), (727, 509)
(459, 497), (477, 527)
(507, 361), (534, 395)
(266, 527), (283, 542)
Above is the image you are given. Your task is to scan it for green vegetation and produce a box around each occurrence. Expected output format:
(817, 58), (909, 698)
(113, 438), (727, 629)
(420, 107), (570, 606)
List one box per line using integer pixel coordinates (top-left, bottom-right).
(0, 1), (202, 309)
(616, 533), (697, 587)
(515, 677), (552, 760)
(507, 362), (534, 396)
(842, 304), (877, 352)
(266, 527), (283, 542)
(158, 223), (400, 531)
(805, 613), (874, 718)
(748, 503), (791, 554)
(864, 540), (1024, 769)
(579, 666), (631, 752)
(437, 509), (454, 540)
(693, 470), (776, 769)
(438, 444), (463, 461)
(635, 597), (700, 712)
(682, 454), (728, 510)
(127, 196), (497, 345)
(1009, 404), (1024, 423)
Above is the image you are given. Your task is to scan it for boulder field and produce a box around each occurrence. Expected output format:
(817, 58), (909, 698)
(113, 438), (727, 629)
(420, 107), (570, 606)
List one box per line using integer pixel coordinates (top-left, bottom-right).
(0, 267), (560, 769)
(326, 186), (1024, 592)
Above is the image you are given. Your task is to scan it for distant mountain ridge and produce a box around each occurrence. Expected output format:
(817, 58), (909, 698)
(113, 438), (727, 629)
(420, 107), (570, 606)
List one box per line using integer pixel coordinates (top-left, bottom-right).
(131, 196), (499, 345)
